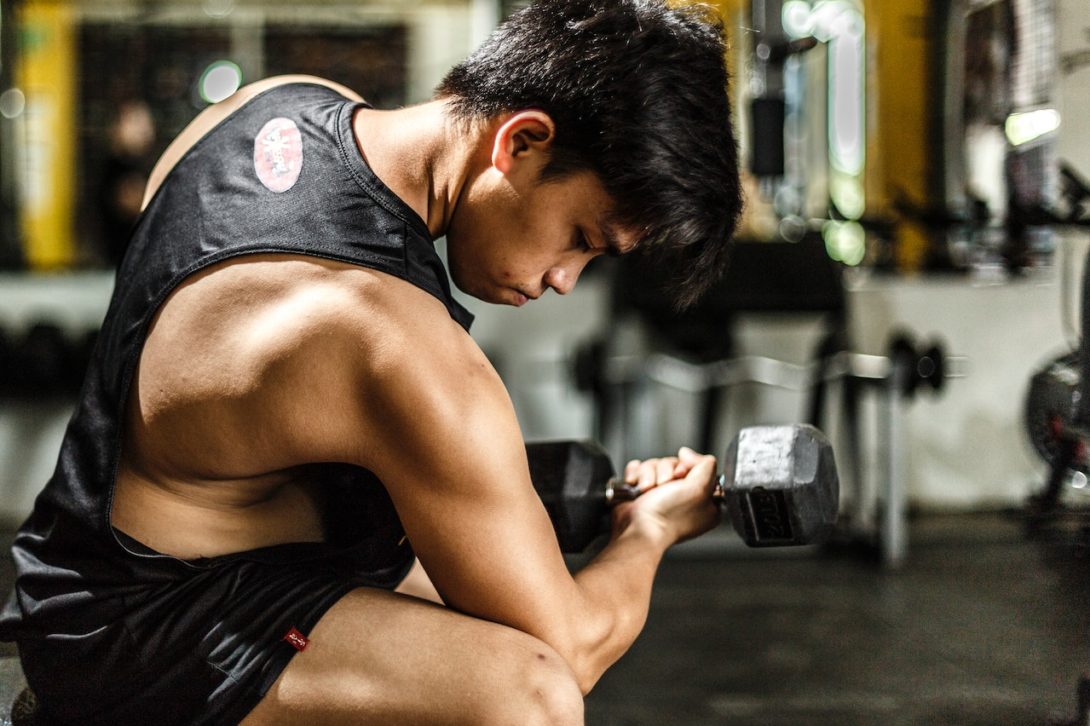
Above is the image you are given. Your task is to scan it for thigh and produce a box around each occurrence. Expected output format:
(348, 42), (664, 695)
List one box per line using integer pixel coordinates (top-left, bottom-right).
(240, 588), (584, 726)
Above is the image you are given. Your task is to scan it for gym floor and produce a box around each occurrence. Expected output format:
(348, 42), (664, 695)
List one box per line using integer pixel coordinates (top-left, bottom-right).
(583, 512), (1090, 726)
(0, 512), (1085, 725)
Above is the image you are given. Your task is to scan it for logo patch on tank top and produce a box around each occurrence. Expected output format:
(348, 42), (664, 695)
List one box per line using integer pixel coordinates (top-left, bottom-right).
(253, 117), (303, 193)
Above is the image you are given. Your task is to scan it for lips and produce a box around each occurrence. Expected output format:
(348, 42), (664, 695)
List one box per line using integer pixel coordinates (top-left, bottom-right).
(511, 288), (542, 306)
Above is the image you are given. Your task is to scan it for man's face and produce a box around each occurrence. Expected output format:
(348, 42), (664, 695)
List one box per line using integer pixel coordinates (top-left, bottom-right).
(445, 115), (636, 306)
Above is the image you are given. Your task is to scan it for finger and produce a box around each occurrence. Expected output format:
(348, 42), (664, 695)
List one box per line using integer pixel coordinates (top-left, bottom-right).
(672, 453), (696, 478)
(689, 455), (719, 495)
(619, 460), (664, 497)
(638, 460), (658, 489)
(626, 456), (688, 493)
(655, 457), (679, 485)
(678, 446), (706, 464)
(676, 447), (709, 479)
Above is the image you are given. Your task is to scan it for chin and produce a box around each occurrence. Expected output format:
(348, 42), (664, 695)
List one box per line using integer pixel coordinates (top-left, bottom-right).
(479, 288), (514, 306)
(473, 285), (517, 306)
(446, 251), (512, 305)
(448, 270), (492, 304)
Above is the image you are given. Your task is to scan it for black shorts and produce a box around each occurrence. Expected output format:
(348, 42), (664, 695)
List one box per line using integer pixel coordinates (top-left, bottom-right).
(14, 475), (414, 723)
(18, 528), (412, 725)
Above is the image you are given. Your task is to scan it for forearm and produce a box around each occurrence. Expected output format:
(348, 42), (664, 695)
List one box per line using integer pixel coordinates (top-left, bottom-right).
(558, 451), (719, 693)
(567, 517), (672, 693)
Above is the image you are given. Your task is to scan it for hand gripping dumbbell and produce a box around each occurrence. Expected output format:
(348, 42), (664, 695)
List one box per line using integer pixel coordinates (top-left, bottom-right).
(526, 424), (839, 553)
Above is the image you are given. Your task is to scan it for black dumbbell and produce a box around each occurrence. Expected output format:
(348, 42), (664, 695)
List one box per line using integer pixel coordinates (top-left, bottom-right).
(526, 423), (839, 553)
(888, 332), (947, 398)
(14, 322), (71, 396)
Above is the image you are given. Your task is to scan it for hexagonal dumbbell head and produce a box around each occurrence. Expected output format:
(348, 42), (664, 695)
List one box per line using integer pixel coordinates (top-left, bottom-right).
(721, 424), (839, 547)
(526, 439), (616, 553)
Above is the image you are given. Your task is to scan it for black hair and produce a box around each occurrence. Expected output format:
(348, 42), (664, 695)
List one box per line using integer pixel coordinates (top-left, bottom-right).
(435, 0), (743, 310)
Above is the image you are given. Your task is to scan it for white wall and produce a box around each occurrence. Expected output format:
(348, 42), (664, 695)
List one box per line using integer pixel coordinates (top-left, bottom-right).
(407, 4), (474, 103)
(845, 245), (1082, 509)
(0, 273), (114, 525)
(1056, 0), (1090, 177)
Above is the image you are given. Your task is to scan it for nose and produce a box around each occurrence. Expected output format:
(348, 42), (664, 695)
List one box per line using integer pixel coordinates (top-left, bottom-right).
(543, 260), (584, 295)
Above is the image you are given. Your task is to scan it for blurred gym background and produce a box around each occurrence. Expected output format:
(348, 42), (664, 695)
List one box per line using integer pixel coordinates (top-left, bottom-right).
(2, 0), (1090, 723)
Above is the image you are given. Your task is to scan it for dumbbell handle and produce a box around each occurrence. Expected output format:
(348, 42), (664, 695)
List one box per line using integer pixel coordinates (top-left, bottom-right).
(605, 476), (727, 504)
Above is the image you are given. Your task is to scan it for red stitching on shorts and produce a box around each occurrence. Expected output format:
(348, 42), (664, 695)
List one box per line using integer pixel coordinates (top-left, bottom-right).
(283, 626), (309, 651)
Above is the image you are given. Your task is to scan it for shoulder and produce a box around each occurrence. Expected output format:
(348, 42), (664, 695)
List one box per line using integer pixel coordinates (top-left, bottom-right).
(240, 258), (499, 465)
(329, 264), (492, 395)
(142, 75), (364, 209)
(305, 265), (507, 471)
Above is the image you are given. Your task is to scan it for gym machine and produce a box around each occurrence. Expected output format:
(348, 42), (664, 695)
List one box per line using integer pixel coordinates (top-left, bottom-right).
(1023, 163), (1090, 528)
(573, 240), (961, 568)
(1019, 161), (1090, 726)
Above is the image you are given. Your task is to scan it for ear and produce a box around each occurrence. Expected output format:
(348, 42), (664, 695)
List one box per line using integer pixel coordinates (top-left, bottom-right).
(490, 110), (556, 175)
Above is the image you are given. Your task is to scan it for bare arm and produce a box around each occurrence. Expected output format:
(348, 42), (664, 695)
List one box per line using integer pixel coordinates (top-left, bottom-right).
(226, 268), (719, 692)
(329, 287), (721, 693)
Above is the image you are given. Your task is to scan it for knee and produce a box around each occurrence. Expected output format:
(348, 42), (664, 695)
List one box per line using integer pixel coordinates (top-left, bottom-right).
(523, 649), (584, 726)
(483, 642), (584, 726)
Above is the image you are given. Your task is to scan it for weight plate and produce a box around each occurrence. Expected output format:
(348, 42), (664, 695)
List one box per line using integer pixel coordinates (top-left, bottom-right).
(1024, 351), (1087, 471)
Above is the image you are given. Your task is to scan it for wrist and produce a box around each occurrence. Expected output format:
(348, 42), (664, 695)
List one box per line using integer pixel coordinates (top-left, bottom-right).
(610, 507), (675, 552)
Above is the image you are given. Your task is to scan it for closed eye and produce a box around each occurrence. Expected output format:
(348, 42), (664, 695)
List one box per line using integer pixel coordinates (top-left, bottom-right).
(575, 228), (592, 251)
(575, 228), (595, 254)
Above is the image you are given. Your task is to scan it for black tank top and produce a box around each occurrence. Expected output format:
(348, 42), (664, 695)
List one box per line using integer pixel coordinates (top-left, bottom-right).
(0, 82), (472, 638)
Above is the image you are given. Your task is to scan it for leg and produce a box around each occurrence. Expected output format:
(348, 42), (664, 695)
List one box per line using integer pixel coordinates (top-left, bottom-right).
(240, 588), (584, 726)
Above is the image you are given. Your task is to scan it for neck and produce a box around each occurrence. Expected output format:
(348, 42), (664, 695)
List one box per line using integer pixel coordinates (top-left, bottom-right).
(352, 100), (482, 240)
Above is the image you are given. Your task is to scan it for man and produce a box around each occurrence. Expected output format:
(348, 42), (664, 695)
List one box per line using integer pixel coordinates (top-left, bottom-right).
(1, 0), (742, 723)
